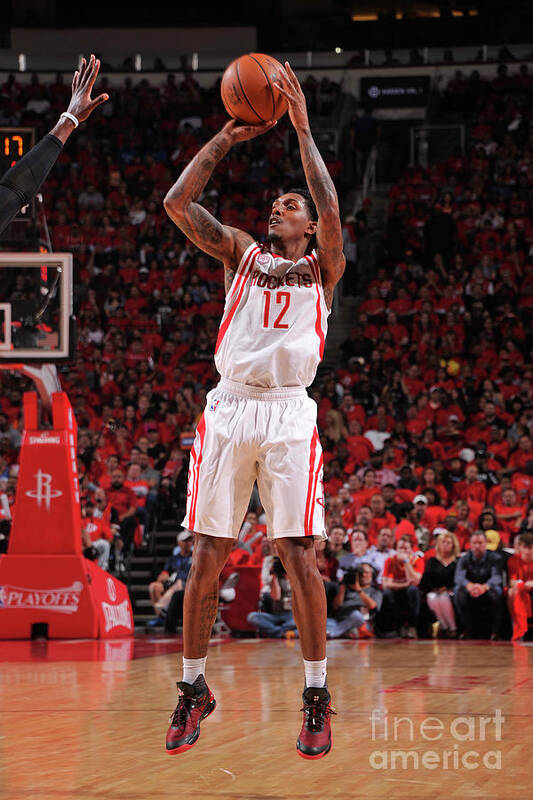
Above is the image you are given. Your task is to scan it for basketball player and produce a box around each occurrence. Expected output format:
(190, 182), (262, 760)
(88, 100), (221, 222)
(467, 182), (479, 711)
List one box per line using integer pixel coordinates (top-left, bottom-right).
(0, 54), (108, 234)
(163, 62), (345, 759)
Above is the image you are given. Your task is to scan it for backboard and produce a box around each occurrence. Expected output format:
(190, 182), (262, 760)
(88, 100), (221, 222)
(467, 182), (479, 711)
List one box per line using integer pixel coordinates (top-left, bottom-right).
(0, 252), (74, 362)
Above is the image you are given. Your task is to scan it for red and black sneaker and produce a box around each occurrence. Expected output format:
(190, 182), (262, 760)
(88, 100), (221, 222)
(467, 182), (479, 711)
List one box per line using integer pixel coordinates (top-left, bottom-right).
(296, 686), (336, 760)
(165, 674), (216, 755)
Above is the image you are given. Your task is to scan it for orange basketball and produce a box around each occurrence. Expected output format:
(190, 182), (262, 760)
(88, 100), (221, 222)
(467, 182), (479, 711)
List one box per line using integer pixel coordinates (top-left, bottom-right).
(221, 53), (288, 124)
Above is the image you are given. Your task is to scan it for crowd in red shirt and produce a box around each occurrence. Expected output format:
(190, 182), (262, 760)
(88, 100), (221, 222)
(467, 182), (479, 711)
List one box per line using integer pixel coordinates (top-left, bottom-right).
(0, 64), (532, 637)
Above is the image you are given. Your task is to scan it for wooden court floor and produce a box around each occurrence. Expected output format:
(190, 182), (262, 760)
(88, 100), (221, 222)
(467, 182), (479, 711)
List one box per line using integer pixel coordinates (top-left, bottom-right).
(0, 637), (532, 800)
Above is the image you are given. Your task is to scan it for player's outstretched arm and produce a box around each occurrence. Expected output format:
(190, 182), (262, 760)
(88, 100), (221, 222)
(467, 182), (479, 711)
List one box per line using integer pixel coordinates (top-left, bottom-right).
(275, 63), (345, 307)
(164, 120), (274, 287)
(50, 53), (109, 143)
(0, 54), (108, 234)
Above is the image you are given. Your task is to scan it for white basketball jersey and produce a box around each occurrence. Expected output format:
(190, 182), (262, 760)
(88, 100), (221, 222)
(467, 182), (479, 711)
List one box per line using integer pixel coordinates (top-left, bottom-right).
(214, 241), (330, 388)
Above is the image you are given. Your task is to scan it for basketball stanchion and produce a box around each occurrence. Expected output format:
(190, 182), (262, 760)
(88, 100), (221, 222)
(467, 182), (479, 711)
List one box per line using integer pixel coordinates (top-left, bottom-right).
(0, 382), (133, 639)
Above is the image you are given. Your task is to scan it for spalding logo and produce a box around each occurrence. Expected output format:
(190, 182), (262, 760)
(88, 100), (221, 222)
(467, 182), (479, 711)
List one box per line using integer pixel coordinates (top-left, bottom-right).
(229, 84), (241, 105)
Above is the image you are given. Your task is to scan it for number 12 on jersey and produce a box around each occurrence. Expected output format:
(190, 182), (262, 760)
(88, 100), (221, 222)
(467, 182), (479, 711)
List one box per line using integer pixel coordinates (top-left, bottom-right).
(262, 291), (291, 330)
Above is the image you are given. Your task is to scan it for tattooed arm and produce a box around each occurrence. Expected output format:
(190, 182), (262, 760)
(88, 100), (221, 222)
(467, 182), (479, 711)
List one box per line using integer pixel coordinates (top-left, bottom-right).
(275, 64), (345, 308)
(164, 119), (275, 291)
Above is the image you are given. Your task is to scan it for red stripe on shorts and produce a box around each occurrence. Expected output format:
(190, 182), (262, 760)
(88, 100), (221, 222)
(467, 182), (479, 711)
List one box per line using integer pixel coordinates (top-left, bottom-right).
(309, 450), (323, 535)
(304, 428), (319, 536)
(215, 246), (260, 354)
(189, 413), (206, 530)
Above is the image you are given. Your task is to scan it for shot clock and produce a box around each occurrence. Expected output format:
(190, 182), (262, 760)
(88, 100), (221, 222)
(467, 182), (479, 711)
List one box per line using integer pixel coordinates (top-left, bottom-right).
(0, 127), (35, 171)
(0, 127), (36, 223)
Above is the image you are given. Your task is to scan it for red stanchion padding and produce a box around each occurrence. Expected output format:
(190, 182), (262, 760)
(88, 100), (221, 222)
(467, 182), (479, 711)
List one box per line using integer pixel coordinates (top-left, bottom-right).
(0, 390), (134, 639)
(85, 560), (134, 637)
(0, 555), (98, 638)
(9, 392), (81, 556)
(0, 556), (134, 639)
(23, 392), (38, 431)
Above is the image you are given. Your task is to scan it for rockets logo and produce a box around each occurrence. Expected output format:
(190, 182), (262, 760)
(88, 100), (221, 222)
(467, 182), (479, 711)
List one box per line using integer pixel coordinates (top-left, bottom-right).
(25, 469), (62, 511)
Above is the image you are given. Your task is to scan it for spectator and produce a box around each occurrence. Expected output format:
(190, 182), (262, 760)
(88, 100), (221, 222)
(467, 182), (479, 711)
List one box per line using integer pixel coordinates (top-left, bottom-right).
(327, 524), (348, 560)
(81, 498), (111, 570)
(315, 538), (340, 613)
(0, 412), (21, 451)
(368, 493), (396, 544)
(0, 477), (11, 552)
(507, 532), (533, 641)
(381, 535), (424, 638)
(124, 462), (150, 521)
(338, 529), (371, 575)
(247, 556), (297, 639)
(381, 483), (403, 520)
(328, 563), (382, 639)
(366, 526), (396, 586)
(393, 501), (419, 549)
(147, 529), (193, 629)
(494, 487), (525, 545)
(453, 463), (487, 505)
(420, 531), (460, 637)
(107, 468), (139, 573)
(139, 450), (161, 504)
(454, 531), (504, 639)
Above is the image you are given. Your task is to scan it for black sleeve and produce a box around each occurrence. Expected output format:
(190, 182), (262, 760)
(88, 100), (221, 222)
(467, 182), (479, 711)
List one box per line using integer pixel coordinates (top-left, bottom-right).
(419, 558), (436, 593)
(0, 133), (63, 234)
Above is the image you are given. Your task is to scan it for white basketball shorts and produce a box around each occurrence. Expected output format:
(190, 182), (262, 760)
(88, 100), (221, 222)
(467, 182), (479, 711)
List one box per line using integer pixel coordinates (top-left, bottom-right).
(182, 377), (326, 540)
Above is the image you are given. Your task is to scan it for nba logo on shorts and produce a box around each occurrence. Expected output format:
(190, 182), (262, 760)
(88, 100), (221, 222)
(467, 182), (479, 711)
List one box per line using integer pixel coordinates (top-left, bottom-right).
(209, 399), (220, 412)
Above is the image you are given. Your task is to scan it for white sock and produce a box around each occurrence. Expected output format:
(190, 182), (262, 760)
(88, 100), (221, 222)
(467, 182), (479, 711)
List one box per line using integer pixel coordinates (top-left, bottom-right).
(304, 657), (327, 688)
(182, 656), (207, 684)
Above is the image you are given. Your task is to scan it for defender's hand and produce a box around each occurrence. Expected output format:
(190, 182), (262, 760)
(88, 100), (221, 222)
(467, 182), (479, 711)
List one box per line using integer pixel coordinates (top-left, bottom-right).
(221, 118), (276, 145)
(66, 54), (109, 123)
(273, 61), (310, 133)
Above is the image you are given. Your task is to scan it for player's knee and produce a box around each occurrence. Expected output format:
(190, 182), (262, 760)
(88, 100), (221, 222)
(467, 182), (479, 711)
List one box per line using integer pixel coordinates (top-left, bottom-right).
(276, 538), (317, 586)
(190, 533), (232, 581)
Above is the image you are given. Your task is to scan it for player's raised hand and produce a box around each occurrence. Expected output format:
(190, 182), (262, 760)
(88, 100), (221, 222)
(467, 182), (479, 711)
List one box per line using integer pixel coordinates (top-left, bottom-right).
(221, 118), (276, 145)
(273, 62), (309, 133)
(66, 54), (109, 123)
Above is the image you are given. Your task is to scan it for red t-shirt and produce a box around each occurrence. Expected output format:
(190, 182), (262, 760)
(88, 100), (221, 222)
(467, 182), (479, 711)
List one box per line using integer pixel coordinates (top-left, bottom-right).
(421, 505), (448, 532)
(512, 472), (533, 501)
(507, 554), (533, 583)
(82, 515), (111, 542)
(124, 479), (150, 508)
(346, 435), (374, 465)
(368, 512), (397, 545)
(508, 449), (533, 471)
(452, 480), (487, 505)
(383, 554), (424, 581)
(107, 485), (137, 516)
(393, 519), (417, 548)
(494, 503), (525, 542)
